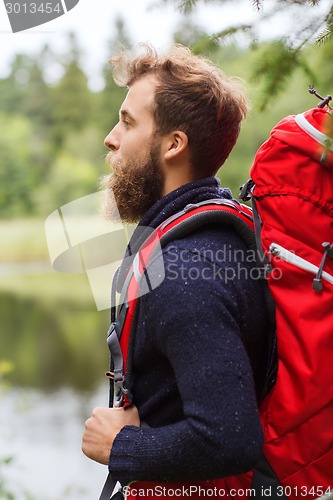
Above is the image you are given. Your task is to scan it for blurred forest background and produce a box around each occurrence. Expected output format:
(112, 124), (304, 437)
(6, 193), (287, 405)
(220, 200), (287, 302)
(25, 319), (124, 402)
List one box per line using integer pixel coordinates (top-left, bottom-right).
(0, 0), (333, 497)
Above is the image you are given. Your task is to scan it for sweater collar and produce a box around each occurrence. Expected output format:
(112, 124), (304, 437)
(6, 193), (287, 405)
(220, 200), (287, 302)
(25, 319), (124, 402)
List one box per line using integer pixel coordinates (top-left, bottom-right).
(115, 177), (232, 292)
(138, 177), (231, 230)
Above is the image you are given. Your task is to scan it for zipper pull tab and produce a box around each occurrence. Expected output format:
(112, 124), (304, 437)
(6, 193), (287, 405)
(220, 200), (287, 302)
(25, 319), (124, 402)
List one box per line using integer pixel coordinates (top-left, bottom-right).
(313, 242), (333, 292)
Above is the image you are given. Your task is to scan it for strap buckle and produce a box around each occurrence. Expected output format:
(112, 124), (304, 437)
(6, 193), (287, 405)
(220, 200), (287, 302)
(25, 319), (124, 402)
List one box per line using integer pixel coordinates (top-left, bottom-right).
(239, 179), (255, 202)
(107, 323), (131, 407)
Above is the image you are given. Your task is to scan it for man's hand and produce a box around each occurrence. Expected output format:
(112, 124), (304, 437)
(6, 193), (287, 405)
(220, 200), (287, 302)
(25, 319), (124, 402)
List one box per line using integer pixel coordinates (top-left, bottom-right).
(82, 405), (140, 464)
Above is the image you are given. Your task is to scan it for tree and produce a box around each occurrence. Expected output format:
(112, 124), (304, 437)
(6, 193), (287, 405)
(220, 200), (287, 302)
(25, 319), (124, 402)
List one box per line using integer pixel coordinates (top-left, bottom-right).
(164, 0), (333, 108)
(51, 32), (92, 147)
(0, 113), (36, 217)
(34, 151), (101, 214)
(96, 16), (132, 135)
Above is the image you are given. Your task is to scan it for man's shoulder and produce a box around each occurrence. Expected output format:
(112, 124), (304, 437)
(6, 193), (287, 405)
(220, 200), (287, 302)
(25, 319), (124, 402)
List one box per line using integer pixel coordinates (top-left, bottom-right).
(161, 220), (251, 265)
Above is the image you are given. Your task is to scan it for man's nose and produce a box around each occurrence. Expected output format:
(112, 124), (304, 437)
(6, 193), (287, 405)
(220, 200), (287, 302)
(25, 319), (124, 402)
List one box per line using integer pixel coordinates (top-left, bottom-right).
(104, 127), (120, 151)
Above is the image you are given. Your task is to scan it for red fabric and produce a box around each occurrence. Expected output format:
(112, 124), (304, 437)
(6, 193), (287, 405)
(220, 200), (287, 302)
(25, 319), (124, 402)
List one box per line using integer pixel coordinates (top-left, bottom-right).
(225, 107), (333, 499)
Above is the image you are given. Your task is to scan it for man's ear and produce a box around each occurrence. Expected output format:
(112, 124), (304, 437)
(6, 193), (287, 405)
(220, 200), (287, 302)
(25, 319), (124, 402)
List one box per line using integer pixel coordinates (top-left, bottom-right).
(163, 131), (189, 161)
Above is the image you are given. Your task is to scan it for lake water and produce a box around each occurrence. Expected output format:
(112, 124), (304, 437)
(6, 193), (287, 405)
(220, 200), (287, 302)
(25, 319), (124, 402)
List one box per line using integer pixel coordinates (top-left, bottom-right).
(0, 383), (110, 500)
(0, 265), (113, 499)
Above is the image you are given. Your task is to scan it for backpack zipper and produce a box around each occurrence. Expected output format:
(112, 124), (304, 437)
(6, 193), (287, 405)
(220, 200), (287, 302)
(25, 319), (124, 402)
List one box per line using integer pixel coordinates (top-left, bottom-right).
(269, 243), (333, 286)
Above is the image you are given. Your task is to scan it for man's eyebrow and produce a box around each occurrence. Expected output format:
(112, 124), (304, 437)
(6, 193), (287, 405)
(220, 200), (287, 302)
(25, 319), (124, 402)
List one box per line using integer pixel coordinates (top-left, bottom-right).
(119, 109), (136, 122)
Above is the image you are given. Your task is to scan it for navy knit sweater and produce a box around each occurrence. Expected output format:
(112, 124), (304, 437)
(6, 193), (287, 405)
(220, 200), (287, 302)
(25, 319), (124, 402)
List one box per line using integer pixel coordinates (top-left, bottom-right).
(109, 177), (269, 485)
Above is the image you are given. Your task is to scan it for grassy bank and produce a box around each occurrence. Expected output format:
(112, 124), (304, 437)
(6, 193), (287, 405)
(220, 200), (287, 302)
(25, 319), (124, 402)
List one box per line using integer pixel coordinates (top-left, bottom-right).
(0, 219), (50, 263)
(0, 218), (99, 305)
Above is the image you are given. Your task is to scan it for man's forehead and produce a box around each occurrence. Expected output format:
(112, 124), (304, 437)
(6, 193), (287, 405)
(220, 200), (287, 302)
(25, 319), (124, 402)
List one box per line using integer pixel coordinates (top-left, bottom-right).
(123, 75), (157, 111)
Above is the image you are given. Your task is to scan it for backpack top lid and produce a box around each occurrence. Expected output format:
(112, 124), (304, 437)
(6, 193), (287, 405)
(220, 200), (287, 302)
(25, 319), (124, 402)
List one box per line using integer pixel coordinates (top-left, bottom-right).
(250, 106), (333, 215)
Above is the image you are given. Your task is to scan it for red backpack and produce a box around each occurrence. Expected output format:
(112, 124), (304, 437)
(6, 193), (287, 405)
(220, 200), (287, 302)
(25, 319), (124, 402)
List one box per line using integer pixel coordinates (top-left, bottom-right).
(103, 101), (333, 500)
(223, 101), (333, 498)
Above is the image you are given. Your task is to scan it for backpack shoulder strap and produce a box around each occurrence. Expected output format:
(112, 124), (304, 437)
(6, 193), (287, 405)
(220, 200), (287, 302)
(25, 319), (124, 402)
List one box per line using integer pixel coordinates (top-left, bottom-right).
(156, 198), (255, 250)
(108, 199), (266, 402)
(109, 198), (276, 408)
(101, 199), (277, 499)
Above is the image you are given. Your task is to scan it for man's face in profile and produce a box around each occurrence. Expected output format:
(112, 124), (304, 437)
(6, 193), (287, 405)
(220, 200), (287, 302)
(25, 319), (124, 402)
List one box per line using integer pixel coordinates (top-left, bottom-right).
(102, 75), (164, 224)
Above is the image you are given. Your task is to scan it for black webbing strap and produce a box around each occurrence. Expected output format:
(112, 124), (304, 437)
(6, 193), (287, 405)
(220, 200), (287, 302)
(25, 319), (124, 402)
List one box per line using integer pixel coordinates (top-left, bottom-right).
(240, 184), (282, 496)
(251, 197), (273, 279)
(99, 324), (126, 500)
(252, 454), (287, 499)
(99, 473), (124, 500)
(106, 323), (126, 408)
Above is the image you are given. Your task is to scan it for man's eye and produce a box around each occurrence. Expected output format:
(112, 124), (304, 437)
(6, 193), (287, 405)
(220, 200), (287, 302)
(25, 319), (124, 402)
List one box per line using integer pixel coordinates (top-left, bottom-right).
(123, 120), (131, 128)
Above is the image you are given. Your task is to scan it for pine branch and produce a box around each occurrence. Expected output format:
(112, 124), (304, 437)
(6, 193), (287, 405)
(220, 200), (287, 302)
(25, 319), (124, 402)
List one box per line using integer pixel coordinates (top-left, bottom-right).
(251, 41), (302, 110)
(192, 35), (220, 54)
(252, 0), (262, 11)
(298, 58), (318, 85)
(191, 24), (254, 54)
(316, 27), (333, 45)
(212, 24), (252, 41)
(316, 2), (333, 44)
(179, 0), (197, 14)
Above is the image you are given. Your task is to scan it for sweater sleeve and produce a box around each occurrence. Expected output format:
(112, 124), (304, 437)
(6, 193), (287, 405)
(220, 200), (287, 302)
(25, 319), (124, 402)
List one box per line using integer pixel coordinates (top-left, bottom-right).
(109, 240), (264, 484)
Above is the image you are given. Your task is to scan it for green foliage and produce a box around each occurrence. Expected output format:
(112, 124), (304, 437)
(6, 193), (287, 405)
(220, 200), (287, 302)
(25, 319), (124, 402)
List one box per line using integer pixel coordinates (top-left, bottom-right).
(173, 19), (206, 48)
(316, 27), (333, 44)
(317, 3), (333, 43)
(1, 12), (333, 219)
(0, 360), (15, 379)
(0, 114), (36, 216)
(190, 25), (253, 54)
(0, 26), (126, 219)
(0, 456), (38, 499)
(97, 16), (131, 134)
(251, 41), (317, 110)
(0, 457), (15, 500)
(0, 366), (37, 500)
(34, 151), (100, 214)
(169, 0), (333, 107)
(51, 60), (91, 147)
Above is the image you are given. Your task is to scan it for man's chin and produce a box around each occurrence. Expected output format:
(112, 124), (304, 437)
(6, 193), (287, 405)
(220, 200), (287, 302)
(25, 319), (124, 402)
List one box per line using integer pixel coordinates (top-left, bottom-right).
(99, 188), (121, 223)
(101, 194), (142, 225)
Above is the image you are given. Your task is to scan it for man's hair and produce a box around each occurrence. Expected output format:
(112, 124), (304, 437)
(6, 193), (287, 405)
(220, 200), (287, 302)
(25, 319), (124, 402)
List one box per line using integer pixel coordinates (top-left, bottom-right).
(109, 44), (249, 178)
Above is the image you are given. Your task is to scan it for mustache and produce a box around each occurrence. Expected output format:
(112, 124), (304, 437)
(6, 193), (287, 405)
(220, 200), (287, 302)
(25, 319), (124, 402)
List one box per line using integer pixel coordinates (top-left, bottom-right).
(105, 151), (123, 177)
(105, 151), (115, 167)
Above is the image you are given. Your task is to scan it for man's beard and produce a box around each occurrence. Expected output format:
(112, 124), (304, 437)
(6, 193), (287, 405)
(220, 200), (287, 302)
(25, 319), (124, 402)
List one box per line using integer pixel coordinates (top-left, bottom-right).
(101, 139), (164, 224)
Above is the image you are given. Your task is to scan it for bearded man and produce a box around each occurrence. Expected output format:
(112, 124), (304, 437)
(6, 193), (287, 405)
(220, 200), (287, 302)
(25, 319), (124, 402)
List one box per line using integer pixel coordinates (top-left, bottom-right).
(82, 44), (269, 499)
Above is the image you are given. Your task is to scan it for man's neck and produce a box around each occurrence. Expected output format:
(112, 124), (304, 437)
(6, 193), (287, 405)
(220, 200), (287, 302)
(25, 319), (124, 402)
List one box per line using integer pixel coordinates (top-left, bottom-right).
(162, 168), (194, 197)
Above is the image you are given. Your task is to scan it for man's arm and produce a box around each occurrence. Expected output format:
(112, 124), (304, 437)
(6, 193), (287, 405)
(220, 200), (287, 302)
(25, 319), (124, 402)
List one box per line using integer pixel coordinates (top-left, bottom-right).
(107, 237), (266, 484)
